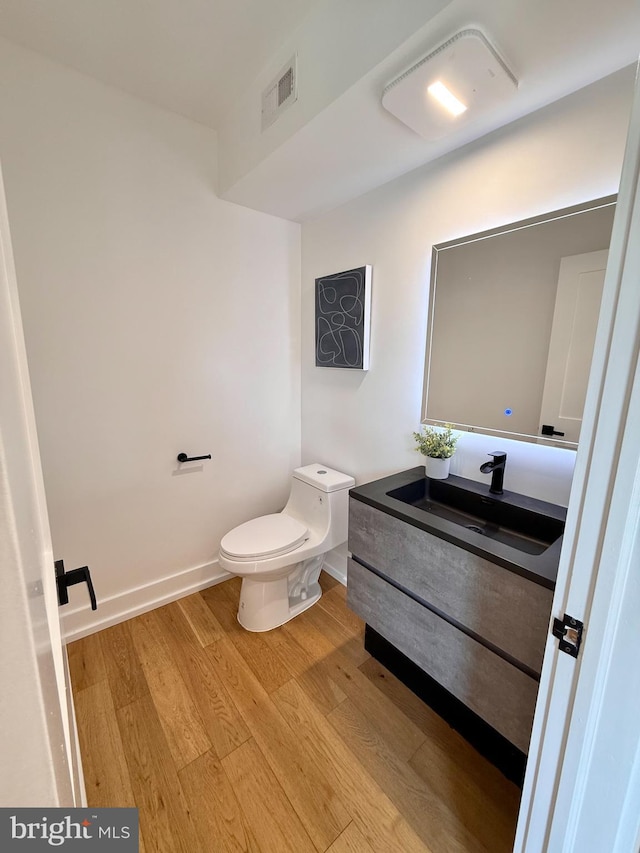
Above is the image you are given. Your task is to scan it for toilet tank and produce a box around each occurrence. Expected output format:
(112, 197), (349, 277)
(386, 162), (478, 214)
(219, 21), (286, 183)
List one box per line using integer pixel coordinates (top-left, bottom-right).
(284, 464), (355, 548)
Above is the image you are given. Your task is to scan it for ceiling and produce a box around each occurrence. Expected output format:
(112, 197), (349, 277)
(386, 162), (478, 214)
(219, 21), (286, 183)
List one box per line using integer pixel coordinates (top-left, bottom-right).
(0, 0), (324, 128)
(0, 0), (639, 221)
(220, 0), (640, 219)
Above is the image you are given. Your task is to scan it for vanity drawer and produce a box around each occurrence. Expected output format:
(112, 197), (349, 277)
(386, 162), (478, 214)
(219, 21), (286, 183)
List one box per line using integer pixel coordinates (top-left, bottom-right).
(347, 557), (538, 752)
(349, 499), (553, 674)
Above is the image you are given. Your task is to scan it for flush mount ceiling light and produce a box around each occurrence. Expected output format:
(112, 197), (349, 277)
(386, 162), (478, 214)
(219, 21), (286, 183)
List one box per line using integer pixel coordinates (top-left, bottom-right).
(427, 81), (468, 116)
(382, 29), (518, 142)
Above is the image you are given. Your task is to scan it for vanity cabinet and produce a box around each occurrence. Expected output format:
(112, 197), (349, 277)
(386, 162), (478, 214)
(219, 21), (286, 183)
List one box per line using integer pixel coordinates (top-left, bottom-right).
(347, 487), (557, 755)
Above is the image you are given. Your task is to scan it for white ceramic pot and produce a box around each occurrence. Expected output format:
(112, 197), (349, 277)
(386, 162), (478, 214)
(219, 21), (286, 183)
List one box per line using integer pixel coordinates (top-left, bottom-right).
(424, 456), (451, 479)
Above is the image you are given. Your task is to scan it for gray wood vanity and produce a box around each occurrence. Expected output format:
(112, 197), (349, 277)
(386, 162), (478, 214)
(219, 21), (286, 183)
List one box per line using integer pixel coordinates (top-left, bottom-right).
(346, 467), (565, 759)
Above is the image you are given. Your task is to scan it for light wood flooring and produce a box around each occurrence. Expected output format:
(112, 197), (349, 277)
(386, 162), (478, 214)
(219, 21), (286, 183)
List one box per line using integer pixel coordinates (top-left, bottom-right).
(68, 574), (520, 853)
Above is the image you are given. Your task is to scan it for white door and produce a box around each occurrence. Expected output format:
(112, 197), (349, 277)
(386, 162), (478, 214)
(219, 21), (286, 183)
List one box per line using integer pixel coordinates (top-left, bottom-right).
(538, 250), (608, 443)
(0, 162), (81, 805)
(515, 62), (640, 853)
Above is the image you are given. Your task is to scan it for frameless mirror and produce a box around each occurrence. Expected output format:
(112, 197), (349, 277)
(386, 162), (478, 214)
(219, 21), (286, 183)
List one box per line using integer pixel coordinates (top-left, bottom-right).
(423, 196), (616, 447)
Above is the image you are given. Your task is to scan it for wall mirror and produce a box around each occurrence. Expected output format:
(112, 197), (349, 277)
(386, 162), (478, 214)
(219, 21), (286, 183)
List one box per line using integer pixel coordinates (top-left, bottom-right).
(423, 195), (616, 447)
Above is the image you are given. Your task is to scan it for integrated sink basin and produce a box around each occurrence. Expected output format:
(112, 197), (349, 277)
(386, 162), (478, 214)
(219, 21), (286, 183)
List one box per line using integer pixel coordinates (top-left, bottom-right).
(349, 467), (568, 589)
(387, 477), (564, 556)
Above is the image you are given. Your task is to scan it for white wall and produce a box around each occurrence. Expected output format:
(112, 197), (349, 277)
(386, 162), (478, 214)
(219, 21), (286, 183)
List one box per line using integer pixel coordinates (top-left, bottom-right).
(0, 39), (301, 639)
(301, 67), (634, 508)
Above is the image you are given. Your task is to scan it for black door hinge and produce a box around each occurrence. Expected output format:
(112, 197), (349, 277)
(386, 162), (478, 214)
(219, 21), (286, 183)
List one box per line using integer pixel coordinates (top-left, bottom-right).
(552, 613), (583, 658)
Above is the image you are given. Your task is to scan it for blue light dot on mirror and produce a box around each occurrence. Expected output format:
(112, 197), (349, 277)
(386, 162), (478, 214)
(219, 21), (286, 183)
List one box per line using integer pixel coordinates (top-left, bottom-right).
(504, 408), (513, 416)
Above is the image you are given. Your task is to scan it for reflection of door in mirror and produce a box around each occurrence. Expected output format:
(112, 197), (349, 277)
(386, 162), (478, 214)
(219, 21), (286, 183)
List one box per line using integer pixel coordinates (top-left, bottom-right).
(539, 250), (608, 444)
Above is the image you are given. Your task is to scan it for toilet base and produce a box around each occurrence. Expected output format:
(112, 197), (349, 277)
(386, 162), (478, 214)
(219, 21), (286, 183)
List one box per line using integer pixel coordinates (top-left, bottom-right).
(236, 555), (324, 632)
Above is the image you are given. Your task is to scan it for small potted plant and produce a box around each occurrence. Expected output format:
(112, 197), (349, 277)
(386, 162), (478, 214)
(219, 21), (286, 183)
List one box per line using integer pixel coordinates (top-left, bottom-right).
(412, 424), (459, 479)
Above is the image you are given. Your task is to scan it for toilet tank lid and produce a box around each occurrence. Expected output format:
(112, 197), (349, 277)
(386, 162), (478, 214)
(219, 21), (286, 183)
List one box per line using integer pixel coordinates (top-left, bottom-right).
(293, 464), (355, 493)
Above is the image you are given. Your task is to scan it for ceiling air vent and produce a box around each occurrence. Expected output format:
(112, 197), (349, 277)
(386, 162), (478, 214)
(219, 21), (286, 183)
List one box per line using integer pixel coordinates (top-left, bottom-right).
(261, 56), (297, 131)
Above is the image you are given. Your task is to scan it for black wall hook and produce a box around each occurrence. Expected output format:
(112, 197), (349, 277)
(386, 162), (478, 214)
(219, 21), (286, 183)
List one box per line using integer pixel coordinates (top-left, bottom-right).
(177, 452), (212, 463)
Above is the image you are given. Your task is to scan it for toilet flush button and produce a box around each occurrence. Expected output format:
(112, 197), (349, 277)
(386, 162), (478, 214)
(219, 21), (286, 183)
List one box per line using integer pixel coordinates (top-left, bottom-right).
(317, 469), (327, 474)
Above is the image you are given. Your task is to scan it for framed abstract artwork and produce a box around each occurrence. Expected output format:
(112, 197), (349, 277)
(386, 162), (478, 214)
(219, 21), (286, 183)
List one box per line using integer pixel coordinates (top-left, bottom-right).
(314, 265), (372, 370)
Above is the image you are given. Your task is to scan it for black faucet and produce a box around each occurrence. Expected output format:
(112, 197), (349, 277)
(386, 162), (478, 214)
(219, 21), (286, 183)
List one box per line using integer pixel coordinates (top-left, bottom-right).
(480, 452), (507, 495)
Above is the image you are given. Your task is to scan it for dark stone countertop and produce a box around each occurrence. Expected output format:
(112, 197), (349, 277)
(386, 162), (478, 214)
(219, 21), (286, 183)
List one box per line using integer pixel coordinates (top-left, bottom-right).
(349, 467), (567, 590)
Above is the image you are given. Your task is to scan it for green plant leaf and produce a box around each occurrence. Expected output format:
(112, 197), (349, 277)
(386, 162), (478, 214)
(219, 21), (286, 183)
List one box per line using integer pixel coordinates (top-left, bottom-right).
(412, 424), (459, 459)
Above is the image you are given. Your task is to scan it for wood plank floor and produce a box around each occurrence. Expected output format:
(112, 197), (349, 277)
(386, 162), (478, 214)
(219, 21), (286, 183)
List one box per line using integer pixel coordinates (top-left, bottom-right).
(68, 574), (520, 852)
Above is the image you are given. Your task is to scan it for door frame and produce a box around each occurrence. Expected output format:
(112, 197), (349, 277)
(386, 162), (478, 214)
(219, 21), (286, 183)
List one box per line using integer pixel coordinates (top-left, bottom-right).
(515, 61), (640, 852)
(0, 159), (81, 806)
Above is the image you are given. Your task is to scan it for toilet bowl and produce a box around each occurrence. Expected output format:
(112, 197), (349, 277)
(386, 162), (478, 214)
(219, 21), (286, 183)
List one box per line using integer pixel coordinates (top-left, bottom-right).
(218, 464), (355, 632)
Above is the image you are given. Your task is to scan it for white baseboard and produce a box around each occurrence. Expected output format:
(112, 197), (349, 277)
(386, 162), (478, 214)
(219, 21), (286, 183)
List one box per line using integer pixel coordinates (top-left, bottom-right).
(63, 548), (349, 643)
(322, 552), (347, 586)
(62, 559), (231, 643)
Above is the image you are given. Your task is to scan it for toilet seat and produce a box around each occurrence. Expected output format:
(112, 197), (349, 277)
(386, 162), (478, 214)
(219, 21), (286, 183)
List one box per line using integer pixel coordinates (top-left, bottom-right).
(220, 513), (309, 561)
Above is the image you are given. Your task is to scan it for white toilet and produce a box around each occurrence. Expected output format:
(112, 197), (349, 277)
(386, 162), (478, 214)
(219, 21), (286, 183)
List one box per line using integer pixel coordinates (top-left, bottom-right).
(218, 464), (355, 632)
